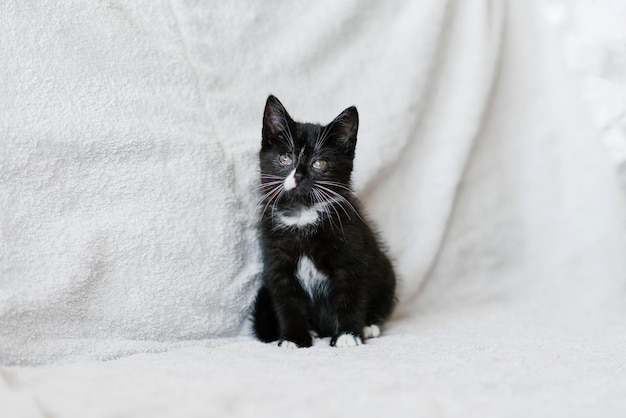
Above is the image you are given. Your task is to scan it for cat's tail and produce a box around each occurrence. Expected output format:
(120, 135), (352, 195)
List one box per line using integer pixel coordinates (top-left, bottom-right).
(252, 285), (280, 343)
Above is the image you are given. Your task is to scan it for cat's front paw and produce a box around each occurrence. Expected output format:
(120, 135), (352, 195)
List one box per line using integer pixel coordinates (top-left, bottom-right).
(279, 331), (313, 348)
(278, 340), (298, 349)
(362, 324), (381, 340)
(330, 333), (362, 348)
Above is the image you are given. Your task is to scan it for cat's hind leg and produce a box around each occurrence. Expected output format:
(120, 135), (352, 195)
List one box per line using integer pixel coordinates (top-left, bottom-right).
(251, 285), (280, 343)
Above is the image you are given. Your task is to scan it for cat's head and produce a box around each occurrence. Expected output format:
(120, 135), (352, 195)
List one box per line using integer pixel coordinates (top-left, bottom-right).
(259, 95), (358, 210)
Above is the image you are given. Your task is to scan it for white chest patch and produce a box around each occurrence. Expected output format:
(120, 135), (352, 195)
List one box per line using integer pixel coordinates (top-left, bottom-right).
(277, 201), (331, 228)
(296, 256), (328, 299)
(278, 207), (320, 227)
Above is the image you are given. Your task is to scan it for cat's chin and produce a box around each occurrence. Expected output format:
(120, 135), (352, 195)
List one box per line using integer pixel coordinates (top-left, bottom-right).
(280, 194), (315, 209)
(277, 201), (314, 214)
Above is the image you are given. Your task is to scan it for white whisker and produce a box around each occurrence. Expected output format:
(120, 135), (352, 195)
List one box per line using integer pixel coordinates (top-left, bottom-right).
(314, 123), (333, 152)
(254, 180), (283, 191)
(257, 181), (283, 200)
(312, 187), (347, 235)
(261, 174), (284, 180)
(317, 188), (345, 237)
(279, 108), (296, 151)
(316, 187), (349, 218)
(315, 184), (364, 223)
(317, 180), (354, 193)
(259, 184), (284, 219)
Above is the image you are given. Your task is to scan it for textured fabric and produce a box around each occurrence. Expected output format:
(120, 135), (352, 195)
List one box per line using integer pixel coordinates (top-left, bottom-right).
(2, 0), (626, 416)
(0, 0), (258, 363)
(1, 0), (499, 363)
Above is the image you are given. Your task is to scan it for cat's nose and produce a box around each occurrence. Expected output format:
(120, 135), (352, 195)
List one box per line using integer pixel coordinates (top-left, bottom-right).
(294, 172), (304, 185)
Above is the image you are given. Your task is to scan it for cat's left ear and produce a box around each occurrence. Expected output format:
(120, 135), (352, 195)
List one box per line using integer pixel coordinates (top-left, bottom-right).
(329, 106), (359, 152)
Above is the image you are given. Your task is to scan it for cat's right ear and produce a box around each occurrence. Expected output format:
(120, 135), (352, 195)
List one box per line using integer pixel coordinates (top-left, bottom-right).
(328, 106), (359, 152)
(262, 95), (292, 147)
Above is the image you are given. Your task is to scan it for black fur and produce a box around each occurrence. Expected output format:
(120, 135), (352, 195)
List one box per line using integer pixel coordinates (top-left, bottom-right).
(252, 95), (396, 348)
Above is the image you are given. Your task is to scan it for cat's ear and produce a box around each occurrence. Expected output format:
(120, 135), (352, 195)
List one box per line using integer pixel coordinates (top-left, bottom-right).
(262, 95), (293, 147)
(328, 106), (359, 151)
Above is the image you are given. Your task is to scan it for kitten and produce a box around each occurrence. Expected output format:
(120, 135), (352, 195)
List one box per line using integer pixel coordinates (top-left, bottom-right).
(252, 95), (396, 348)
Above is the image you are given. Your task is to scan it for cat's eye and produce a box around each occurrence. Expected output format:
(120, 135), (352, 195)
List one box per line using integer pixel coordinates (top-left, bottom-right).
(278, 154), (293, 166)
(312, 160), (328, 170)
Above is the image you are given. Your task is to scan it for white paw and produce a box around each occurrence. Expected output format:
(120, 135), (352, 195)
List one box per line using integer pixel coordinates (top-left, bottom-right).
(362, 324), (381, 340)
(309, 330), (319, 338)
(278, 340), (297, 349)
(334, 334), (362, 348)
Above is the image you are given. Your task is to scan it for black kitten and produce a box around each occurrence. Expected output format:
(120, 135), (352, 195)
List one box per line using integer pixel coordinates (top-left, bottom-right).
(252, 95), (396, 348)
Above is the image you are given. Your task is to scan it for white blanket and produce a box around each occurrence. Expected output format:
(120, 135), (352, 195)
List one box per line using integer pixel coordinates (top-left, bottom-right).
(2, 0), (626, 416)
